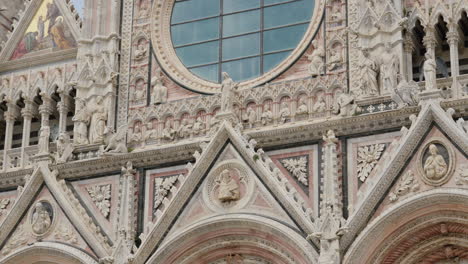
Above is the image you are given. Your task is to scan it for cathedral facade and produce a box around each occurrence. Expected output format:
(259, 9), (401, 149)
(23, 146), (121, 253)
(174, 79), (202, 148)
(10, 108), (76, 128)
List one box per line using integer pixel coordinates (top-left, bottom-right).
(0, 0), (467, 263)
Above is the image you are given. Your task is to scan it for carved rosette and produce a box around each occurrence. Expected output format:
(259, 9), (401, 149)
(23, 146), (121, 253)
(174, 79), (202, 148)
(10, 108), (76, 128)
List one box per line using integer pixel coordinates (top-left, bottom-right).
(203, 160), (255, 212)
(417, 139), (455, 187)
(86, 184), (112, 218)
(357, 143), (385, 182)
(280, 156), (309, 186)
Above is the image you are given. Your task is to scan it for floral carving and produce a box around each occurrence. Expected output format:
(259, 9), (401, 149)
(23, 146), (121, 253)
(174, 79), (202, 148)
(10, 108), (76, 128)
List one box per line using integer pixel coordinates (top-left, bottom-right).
(153, 175), (179, 214)
(0, 198), (10, 216)
(357, 143), (385, 182)
(280, 156), (309, 186)
(87, 184), (111, 218)
(2, 224), (27, 255)
(455, 166), (468, 186)
(389, 170), (420, 202)
(54, 224), (78, 244)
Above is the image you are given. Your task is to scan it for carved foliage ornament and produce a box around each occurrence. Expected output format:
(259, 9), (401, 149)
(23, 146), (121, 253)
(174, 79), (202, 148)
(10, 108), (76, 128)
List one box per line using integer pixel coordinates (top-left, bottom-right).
(280, 156), (309, 186)
(153, 175), (179, 214)
(0, 198), (11, 216)
(87, 184), (112, 218)
(389, 170), (420, 203)
(357, 143), (385, 182)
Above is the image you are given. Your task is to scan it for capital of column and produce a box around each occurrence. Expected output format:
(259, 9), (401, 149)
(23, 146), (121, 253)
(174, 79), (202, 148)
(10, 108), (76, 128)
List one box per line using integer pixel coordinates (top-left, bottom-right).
(423, 27), (436, 50)
(4, 103), (20, 122)
(21, 99), (37, 119)
(21, 108), (34, 120)
(447, 31), (459, 46)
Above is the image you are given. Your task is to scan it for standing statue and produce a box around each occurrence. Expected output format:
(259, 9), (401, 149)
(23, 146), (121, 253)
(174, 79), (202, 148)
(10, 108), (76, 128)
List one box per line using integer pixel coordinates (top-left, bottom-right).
(423, 144), (448, 180)
(72, 106), (89, 145)
(38, 125), (50, 154)
(358, 49), (379, 97)
(217, 170), (240, 203)
(220, 72), (239, 113)
(88, 96), (108, 144)
(151, 76), (168, 105)
(244, 107), (256, 128)
(423, 53), (437, 91)
(32, 202), (52, 235)
(307, 40), (325, 77)
(328, 46), (343, 71)
(380, 43), (399, 94)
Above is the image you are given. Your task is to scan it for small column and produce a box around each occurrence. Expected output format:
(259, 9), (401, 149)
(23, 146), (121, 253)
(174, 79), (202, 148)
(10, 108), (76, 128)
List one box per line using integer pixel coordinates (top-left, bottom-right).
(20, 99), (36, 168)
(447, 22), (460, 98)
(58, 93), (71, 133)
(403, 34), (414, 82)
(38, 94), (55, 128)
(2, 103), (19, 171)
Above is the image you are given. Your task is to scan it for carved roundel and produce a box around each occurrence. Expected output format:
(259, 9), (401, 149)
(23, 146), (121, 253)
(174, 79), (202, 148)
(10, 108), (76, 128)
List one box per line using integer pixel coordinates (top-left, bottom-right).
(203, 160), (255, 212)
(150, 0), (325, 93)
(28, 200), (55, 237)
(417, 138), (455, 187)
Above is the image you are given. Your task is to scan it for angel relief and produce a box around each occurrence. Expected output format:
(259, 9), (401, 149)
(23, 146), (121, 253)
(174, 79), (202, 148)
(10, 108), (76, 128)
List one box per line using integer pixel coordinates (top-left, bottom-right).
(11, 0), (76, 60)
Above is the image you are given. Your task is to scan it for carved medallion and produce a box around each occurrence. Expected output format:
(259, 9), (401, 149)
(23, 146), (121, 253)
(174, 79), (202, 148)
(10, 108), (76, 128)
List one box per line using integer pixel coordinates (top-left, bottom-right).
(29, 201), (54, 237)
(418, 139), (455, 186)
(204, 161), (254, 212)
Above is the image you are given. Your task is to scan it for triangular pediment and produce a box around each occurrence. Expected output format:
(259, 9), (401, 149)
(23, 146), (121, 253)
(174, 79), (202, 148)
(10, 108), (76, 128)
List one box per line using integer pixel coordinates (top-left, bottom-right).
(0, 164), (112, 260)
(133, 122), (317, 264)
(1, 186), (96, 259)
(342, 101), (468, 250)
(164, 143), (300, 241)
(0, 0), (80, 63)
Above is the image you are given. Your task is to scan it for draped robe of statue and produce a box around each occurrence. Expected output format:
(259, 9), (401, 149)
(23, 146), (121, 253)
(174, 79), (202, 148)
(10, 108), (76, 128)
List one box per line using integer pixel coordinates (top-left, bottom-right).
(380, 45), (399, 94)
(88, 97), (108, 144)
(217, 170), (240, 202)
(220, 72), (238, 113)
(423, 53), (437, 91)
(32, 203), (51, 235)
(359, 50), (379, 96)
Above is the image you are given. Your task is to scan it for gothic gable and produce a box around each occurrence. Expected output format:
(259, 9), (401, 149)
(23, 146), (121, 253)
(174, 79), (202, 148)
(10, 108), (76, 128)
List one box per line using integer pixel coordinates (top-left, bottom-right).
(133, 122), (317, 264)
(342, 100), (468, 251)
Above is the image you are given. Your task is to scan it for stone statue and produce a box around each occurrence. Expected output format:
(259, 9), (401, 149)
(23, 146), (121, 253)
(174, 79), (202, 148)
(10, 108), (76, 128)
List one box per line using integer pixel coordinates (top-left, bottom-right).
(134, 40), (147, 60)
(217, 169), (240, 203)
(261, 104), (273, 125)
(145, 123), (158, 140)
(244, 107), (256, 128)
(32, 202), (52, 235)
(162, 120), (175, 141)
(130, 124), (143, 143)
(333, 91), (358, 117)
(38, 125), (50, 154)
(102, 125), (128, 154)
(55, 132), (74, 163)
(279, 102), (290, 123)
(423, 144), (448, 180)
(296, 97), (309, 115)
(178, 119), (192, 139)
(423, 53), (437, 91)
(328, 46), (343, 71)
(192, 116), (205, 135)
(313, 95), (326, 113)
(72, 107), (89, 145)
(380, 43), (399, 94)
(392, 78), (419, 108)
(307, 40), (325, 76)
(151, 76), (168, 105)
(220, 72), (239, 113)
(358, 49), (379, 97)
(88, 96), (108, 144)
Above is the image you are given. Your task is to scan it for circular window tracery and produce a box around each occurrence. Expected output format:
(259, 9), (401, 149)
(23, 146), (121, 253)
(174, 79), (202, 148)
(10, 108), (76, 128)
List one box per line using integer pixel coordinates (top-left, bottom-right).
(151, 0), (324, 93)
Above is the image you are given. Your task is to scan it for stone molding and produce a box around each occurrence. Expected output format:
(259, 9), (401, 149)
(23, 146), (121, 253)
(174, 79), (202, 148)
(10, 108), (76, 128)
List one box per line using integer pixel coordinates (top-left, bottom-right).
(343, 189), (468, 263)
